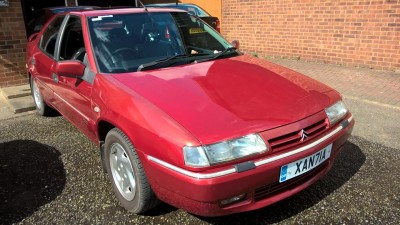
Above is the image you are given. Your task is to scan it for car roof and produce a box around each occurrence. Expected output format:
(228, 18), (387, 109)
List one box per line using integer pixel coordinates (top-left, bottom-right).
(72, 7), (186, 17)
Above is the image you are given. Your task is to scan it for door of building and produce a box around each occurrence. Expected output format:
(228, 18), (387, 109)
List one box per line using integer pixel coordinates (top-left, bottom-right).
(20, 0), (66, 37)
(20, 0), (137, 38)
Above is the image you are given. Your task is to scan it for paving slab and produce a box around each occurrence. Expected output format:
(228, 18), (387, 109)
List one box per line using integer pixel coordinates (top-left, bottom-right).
(6, 96), (36, 113)
(0, 84), (35, 115)
(1, 84), (31, 99)
(268, 58), (400, 109)
(0, 93), (35, 120)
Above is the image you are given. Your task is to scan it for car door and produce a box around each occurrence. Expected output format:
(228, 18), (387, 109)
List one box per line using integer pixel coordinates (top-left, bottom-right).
(52, 15), (97, 141)
(31, 15), (66, 106)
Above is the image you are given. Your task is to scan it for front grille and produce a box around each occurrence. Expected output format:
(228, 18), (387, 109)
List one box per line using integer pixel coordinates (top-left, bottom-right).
(254, 162), (328, 202)
(268, 119), (328, 152)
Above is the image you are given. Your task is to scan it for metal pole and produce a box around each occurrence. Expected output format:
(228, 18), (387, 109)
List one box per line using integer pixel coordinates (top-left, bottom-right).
(65, 0), (68, 6)
(135, 0), (139, 7)
(76, 0), (79, 6)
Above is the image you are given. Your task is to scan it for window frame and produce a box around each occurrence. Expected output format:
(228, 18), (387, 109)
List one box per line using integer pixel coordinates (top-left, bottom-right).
(38, 15), (67, 59)
(56, 15), (86, 62)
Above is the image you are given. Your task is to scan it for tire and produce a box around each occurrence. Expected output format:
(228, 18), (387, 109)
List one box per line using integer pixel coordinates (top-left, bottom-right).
(103, 128), (159, 213)
(30, 76), (53, 116)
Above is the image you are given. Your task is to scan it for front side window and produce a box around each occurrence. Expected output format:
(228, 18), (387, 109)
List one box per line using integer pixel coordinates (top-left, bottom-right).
(58, 16), (86, 62)
(88, 12), (237, 73)
(39, 16), (65, 57)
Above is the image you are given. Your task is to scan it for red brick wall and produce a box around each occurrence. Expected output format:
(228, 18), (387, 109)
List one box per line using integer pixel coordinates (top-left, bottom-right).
(0, 0), (28, 87)
(222, 0), (400, 71)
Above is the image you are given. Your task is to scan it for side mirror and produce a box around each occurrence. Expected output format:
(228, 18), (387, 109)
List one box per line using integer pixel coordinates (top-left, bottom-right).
(55, 61), (85, 78)
(28, 33), (39, 42)
(231, 40), (240, 49)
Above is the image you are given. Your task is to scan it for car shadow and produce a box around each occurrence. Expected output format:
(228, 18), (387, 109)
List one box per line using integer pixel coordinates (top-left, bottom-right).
(0, 140), (66, 224)
(198, 138), (366, 224)
(141, 202), (178, 216)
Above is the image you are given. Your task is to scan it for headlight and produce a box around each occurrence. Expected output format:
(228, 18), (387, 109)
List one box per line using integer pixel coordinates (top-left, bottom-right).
(325, 100), (348, 125)
(183, 134), (267, 167)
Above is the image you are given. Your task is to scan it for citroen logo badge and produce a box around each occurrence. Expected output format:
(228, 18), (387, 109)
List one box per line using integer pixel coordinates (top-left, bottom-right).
(300, 129), (309, 142)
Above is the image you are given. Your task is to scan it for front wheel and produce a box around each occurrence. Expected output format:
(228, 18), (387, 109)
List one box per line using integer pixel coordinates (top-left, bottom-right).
(103, 128), (159, 213)
(30, 76), (53, 116)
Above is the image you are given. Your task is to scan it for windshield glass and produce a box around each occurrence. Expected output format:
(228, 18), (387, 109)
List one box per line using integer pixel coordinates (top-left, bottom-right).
(88, 12), (237, 73)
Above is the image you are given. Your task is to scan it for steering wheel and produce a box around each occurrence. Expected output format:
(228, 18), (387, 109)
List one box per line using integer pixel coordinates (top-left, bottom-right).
(110, 48), (137, 65)
(109, 48), (137, 70)
(71, 47), (86, 61)
(111, 48), (136, 57)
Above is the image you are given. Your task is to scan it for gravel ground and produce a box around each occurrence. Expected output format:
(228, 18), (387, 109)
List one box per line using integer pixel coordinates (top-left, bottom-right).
(0, 98), (399, 225)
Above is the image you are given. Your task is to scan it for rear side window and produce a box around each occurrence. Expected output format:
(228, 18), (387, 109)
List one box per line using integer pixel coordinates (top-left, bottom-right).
(39, 16), (65, 57)
(27, 10), (46, 36)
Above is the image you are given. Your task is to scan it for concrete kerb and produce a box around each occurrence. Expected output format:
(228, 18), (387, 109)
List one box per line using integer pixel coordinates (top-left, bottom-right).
(0, 84), (36, 118)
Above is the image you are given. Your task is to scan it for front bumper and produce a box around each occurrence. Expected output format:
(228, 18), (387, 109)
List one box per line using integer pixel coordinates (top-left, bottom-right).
(142, 115), (354, 216)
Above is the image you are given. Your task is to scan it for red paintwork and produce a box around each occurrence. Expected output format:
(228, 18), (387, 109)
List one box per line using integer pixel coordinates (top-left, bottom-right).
(144, 116), (354, 216)
(55, 61), (85, 77)
(111, 55), (338, 145)
(26, 8), (354, 217)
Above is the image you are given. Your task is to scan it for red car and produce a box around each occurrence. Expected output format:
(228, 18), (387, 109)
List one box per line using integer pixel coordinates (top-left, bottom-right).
(26, 7), (354, 216)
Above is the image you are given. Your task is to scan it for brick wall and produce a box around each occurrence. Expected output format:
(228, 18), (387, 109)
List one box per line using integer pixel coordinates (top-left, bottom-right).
(222, 0), (400, 71)
(0, 0), (27, 87)
(1, 0), (398, 89)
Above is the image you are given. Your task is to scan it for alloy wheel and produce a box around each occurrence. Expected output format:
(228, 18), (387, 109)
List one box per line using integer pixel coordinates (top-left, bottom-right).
(109, 143), (136, 201)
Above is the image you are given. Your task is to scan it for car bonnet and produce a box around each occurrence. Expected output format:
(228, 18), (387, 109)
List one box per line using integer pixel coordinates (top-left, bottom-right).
(110, 54), (339, 144)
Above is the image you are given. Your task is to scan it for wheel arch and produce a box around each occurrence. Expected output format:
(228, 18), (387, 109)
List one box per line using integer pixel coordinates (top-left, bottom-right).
(98, 120), (116, 143)
(98, 119), (116, 172)
(28, 72), (32, 85)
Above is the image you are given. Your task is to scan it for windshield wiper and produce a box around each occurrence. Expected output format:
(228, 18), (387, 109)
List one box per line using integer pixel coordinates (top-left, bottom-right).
(194, 47), (237, 63)
(137, 54), (187, 72)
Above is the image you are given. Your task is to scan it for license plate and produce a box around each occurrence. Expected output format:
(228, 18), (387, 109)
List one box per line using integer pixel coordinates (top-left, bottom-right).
(279, 144), (332, 183)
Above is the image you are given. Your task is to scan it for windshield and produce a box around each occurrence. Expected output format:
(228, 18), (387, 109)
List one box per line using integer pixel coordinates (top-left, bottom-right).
(88, 12), (237, 73)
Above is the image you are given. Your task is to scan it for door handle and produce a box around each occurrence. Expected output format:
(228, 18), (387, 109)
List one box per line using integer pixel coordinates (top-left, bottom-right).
(52, 73), (59, 83)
